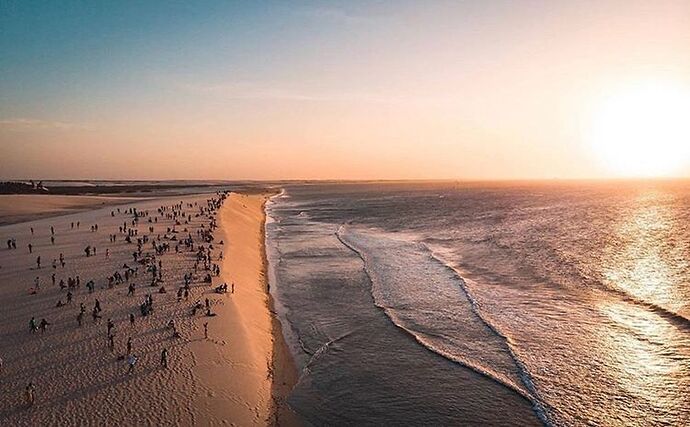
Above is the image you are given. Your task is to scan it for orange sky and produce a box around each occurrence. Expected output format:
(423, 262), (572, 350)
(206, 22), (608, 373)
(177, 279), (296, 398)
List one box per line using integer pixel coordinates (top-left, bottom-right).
(1, 1), (689, 180)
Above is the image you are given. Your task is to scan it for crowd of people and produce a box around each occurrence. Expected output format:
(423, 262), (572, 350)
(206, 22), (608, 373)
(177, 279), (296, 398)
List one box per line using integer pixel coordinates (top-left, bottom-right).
(3, 191), (234, 408)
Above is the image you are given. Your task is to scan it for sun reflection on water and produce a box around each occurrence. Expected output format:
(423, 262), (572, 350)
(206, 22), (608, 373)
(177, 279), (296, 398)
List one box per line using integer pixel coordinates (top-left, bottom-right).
(595, 189), (690, 424)
(603, 190), (682, 312)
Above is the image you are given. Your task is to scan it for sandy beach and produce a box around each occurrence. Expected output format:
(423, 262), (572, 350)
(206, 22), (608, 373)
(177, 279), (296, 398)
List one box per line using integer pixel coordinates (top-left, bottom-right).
(0, 195), (142, 226)
(0, 191), (297, 425)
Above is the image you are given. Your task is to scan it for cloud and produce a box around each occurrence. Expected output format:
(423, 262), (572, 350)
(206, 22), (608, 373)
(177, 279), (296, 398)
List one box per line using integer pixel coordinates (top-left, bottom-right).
(294, 6), (373, 25)
(0, 118), (90, 131)
(177, 81), (402, 104)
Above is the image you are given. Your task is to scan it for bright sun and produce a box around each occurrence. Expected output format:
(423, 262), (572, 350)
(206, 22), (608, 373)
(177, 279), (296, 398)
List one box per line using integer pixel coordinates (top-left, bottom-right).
(588, 81), (690, 177)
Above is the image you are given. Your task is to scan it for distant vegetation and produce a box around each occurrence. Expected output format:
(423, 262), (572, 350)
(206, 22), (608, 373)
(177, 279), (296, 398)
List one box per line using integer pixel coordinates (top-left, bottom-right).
(0, 180), (269, 196)
(0, 181), (49, 194)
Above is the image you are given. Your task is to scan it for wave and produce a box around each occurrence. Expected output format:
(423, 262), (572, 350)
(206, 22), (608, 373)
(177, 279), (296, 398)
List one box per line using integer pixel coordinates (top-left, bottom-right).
(459, 227), (690, 331)
(595, 282), (690, 330)
(336, 225), (551, 426)
(422, 244), (554, 425)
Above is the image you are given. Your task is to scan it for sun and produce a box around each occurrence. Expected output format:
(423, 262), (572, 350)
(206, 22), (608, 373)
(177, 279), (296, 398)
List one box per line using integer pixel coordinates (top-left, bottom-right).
(587, 80), (690, 177)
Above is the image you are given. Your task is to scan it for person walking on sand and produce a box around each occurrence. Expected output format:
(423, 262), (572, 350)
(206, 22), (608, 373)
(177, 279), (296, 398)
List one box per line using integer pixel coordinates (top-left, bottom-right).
(29, 317), (37, 333)
(129, 313), (135, 325)
(39, 318), (50, 333)
(204, 322), (209, 340)
(126, 337), (132, 355)
(160, 348), (168, 369)
(92, 307), (102, 322)
(36, 256), (41, 269)
(25, 383), (35, 406)
(127, 355), (138, 374)
(28, 243), (32, 254)
(108, 334), (115, 352)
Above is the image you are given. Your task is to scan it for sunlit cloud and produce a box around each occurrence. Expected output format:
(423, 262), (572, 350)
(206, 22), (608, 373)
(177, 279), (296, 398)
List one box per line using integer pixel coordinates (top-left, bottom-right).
(0, 118), (90, 131)
(176, 81), (403, 103)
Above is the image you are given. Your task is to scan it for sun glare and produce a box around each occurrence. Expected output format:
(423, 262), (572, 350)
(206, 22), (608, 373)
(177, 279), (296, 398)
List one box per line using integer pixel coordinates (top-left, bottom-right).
(588, 81), (690, 177)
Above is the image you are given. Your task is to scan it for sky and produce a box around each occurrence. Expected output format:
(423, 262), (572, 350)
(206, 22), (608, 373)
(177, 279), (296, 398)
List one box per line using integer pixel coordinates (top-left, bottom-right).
(1, 0), (689, 180)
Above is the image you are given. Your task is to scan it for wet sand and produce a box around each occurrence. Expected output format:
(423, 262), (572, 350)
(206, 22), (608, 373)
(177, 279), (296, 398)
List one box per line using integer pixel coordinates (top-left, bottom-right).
(0, 191), (298, 425)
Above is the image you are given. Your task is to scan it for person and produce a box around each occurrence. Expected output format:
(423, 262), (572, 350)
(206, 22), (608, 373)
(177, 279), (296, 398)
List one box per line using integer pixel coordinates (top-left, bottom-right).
(36, 256), (41, 269)
(204, 322), (208, 339)
(77, 311), (84, 326)
(127, 354), (137, 374)
(129, 313), (135, 325)
(29, 317), (37, 333)
(28, 243), (32, 254)
(126, 337), (132, 355)
(108, 334), (115, 352)
(107, 319), (114, 336)
(30, 227), (34, 235)
(160, 348), (168, 369)
(50, 236), (55, 245)
(39, 318), (50, 333)
(25, 383), (35, 406)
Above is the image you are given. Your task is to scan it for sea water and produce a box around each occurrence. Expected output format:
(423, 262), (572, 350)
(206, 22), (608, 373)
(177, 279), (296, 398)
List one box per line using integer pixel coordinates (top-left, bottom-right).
(266, 181), (690, 426)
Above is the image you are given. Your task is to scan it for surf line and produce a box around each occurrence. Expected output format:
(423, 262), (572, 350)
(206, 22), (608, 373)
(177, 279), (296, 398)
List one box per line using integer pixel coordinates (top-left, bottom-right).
(335, 224), (552, 427)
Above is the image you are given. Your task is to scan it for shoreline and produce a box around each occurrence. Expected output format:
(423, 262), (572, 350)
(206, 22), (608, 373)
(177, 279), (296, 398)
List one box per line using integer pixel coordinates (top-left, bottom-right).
(261, 203), (301, 426)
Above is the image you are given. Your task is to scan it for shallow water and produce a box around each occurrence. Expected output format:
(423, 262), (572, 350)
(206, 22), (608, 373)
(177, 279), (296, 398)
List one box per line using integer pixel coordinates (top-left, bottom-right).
(267, 181), (690, 426)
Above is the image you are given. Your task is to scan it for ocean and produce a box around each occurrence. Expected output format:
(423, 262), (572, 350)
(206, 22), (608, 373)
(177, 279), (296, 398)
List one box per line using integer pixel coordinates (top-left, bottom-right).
(265, 181), (690, 426)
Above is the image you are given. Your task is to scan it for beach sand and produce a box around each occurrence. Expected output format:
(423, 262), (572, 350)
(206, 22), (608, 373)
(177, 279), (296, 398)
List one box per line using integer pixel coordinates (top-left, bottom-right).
(0, 191), (298, 425)
(189, 192), (299, 425)
(0, 195), (142, 226)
